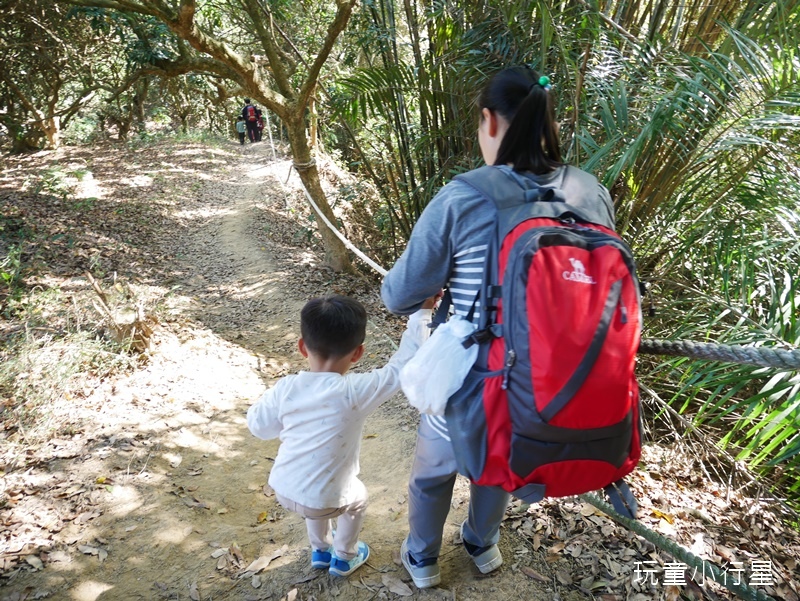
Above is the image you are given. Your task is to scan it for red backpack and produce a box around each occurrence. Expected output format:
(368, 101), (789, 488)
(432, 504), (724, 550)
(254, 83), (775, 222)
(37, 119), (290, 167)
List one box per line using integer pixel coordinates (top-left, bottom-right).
(444, 166), (642, 518)
(246, 105), (257, 121)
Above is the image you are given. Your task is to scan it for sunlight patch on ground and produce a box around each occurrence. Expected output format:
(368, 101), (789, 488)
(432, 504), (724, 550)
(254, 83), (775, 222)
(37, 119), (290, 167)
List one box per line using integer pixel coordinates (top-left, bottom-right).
(173, 206), (238, 220)
(246, 165), (278, 179)
(104, 485), (143, 517)
(299, 251), (319, 267)
(74, 172), (104, 199)
(152, 522), (195, 545)
(70, 580), (113, 601)
(212, 279), (281, 300)
(119, 174), (153, 187)
(164, 426), (210, 451)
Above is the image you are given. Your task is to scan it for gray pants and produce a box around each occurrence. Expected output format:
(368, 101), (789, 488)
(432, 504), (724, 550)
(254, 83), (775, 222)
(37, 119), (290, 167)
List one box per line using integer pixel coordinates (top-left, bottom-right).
(406, 417), (511, 561)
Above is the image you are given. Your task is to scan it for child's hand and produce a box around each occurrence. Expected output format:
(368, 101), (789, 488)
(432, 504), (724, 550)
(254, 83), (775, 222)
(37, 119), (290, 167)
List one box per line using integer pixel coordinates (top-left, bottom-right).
(421, 290), (444, 310)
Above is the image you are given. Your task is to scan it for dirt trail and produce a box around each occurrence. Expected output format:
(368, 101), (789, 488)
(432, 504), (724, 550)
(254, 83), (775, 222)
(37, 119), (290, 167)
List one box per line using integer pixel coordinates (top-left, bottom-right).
(1, 142), (564, 601)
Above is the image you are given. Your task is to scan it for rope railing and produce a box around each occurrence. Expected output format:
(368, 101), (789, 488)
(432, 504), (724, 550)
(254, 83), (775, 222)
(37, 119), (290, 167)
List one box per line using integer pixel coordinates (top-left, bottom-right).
(639, 338), (800, 370)
(283, 159), (790, 601)
(580, 493), (777, 601)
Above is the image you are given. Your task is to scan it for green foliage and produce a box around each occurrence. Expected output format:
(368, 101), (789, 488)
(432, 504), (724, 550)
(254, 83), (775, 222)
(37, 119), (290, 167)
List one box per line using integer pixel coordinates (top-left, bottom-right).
(0, 245), (24, 304)
(34, 167), (73, 201)
(62, 115), (102, 145)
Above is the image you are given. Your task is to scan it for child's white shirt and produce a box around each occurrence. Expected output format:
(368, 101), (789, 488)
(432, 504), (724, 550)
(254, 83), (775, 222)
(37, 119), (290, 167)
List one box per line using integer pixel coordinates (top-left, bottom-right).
(247, 309), (431, 509)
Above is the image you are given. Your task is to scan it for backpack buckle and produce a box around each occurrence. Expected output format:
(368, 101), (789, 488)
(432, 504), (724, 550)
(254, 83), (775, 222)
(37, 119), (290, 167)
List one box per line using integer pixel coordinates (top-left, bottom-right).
(463, 328), (495, 348)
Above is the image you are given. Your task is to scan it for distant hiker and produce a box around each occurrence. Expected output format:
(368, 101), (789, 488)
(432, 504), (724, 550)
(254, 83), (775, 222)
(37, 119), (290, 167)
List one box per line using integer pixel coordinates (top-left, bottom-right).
(247, 294), (435, 577)
(241, 98), (261, 143)
(256, 113), (264, 142)
(235, 117), (246, 145)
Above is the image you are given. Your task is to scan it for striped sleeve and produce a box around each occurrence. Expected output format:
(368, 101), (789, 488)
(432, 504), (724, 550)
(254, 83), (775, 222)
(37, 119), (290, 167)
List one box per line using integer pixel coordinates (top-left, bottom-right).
(383, 180), (496, 442)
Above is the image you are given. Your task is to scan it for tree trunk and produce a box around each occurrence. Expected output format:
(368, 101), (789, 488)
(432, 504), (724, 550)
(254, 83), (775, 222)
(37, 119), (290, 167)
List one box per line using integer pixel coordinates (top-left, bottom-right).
(285, 116), (352, 272)
(41, 115), (61, 150)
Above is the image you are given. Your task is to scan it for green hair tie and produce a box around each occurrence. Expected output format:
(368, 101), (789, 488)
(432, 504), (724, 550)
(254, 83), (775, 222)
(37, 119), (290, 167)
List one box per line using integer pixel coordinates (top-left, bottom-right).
(538, 76), (552, 91)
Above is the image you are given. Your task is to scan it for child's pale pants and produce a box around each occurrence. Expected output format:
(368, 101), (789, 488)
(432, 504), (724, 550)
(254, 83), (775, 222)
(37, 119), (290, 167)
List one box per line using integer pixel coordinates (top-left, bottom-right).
(407, 417), (510, 560)
(275, 484), (368, 560)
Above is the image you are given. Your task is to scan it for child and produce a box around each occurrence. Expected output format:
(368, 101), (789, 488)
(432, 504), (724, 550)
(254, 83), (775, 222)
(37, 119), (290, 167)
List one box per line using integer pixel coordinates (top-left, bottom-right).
(247, 294), (434, 577)
(235, 116), (246, 145)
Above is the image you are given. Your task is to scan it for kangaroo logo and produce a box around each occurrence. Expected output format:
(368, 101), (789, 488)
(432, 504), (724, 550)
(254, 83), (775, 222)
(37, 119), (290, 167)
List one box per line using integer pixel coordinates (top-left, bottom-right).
(563, 257), (596, 284)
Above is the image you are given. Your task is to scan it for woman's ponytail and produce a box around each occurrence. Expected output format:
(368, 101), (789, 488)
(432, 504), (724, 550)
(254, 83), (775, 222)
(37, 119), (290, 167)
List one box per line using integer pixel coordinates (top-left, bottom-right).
(479, 67), (562, 174)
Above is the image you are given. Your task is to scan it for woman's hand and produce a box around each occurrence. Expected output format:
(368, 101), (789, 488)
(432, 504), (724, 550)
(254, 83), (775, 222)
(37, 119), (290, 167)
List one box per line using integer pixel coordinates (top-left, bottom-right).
(421, 289), (444, 310)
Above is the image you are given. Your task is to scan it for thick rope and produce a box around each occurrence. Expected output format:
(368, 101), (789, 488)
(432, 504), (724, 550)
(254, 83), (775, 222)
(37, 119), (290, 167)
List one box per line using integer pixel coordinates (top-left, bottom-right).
(580, 493), (776, 601)
(639, 339), (800, 370)
(292, 159), (317, 172)
(290, 164), (388, 276)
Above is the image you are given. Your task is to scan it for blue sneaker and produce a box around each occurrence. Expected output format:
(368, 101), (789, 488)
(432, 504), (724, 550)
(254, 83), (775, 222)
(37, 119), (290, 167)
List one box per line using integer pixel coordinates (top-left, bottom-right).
(328, 542), (370, 577)
(311, 547), (333, 569)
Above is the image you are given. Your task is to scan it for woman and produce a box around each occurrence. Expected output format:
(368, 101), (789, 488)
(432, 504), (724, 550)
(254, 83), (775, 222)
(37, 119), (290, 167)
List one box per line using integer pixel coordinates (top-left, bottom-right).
(381, 66), (615, 588)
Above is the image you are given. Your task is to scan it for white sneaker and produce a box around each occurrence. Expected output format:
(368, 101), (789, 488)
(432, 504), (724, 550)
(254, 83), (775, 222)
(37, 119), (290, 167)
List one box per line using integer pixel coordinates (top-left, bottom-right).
(461, 521), (503, 574)
(400, 538), (441, 588)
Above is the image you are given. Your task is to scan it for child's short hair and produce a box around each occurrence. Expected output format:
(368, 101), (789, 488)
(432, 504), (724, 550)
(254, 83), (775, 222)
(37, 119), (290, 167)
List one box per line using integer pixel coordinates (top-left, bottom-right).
(301, 295), (367, 359)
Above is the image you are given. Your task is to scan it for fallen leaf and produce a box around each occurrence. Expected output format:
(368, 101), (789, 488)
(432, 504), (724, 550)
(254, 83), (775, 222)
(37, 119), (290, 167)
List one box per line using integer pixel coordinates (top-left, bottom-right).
(78, 545), (99, 556)
(381, 574), (413, 596)
(211, 548), (228, 559)
(183, 497), (210, 509)
(243, 555), (273, 574)
(25, 555), (44, 570)
(556, 570), (572, 585)
(256, 511), (268, 523)
(714, 543), (736, 563)
(230, 543), (245, 563)
(652, 508), (674, 523)
(520, 566), (548, 582)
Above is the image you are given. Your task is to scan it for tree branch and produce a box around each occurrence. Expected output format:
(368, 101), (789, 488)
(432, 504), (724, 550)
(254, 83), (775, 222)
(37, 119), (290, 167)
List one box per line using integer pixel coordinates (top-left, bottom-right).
(244, 0), (294, 98)
(297, 0), (356, 110)
(65, 0), (166, 19)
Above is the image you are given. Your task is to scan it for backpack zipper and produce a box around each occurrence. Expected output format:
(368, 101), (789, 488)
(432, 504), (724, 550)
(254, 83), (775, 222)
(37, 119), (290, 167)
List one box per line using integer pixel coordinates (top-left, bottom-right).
(501, 349), (516, 390)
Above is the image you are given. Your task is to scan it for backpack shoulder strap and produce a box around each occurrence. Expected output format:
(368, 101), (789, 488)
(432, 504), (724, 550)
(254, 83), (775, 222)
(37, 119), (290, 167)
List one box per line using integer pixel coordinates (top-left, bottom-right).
(453, 166), (528, 211)
(559, 166), (615, 230)
(454, 165), (614, 230)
